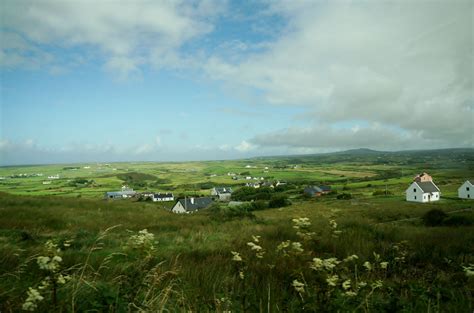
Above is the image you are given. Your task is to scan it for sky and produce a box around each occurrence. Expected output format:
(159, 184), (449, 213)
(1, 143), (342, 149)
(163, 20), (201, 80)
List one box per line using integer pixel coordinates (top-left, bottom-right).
(0, 0), (473, 165)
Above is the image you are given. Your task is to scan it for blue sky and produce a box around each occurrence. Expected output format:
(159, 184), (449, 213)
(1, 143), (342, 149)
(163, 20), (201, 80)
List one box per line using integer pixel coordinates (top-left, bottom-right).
(1, 0), (473, 165)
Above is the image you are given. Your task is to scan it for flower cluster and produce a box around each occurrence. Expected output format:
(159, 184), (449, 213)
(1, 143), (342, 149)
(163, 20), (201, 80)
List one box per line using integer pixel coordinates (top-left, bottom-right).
(22, 288), (44, 311)
(292, 279), (305, 293)
(247, 235), (265, 259)
(292, 217), (315, 240)
(463, 264), (474, 277)
(277, 240), (304, 256)
(24, 240), (72, 311)
(329, 219), (342, 238)
(127, 229), (156, 252)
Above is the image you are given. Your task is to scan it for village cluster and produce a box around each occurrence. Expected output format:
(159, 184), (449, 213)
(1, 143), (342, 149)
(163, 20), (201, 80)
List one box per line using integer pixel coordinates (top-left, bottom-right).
(103, 172), (474, 214)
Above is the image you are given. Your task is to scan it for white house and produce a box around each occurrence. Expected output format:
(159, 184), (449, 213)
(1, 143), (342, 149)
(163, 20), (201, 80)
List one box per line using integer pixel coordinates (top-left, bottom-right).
(211, 187), (233, 201)
(405, 173), (440, 203)
(104, 186), (137, 199)
(171, 197), (213, 214)
(458, 180), (474, 199)
(153, 193), (174, 202)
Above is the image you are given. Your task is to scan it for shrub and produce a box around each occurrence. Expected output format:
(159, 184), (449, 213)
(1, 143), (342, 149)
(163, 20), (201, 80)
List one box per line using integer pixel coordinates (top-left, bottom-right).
(443, 215), (473, 226)
(250, 200), (268, 211)
(268, 194), (290, 208)
(337, 193), (352, 200)
(422, 209), (448, 227)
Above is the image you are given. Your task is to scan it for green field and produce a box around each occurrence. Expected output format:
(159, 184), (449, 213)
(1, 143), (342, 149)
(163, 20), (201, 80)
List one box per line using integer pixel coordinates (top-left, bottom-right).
(1, 148), (473, 312)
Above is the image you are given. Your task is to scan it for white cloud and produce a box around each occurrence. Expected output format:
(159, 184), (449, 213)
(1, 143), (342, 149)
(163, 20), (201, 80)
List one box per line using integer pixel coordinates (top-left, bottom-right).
(1, 0), (226, 76)
(235, 140), (255, 152)
(204, 1), (473, 149)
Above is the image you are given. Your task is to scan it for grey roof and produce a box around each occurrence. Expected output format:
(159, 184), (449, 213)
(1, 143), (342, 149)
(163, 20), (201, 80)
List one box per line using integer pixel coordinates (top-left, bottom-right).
(319, 185), (331, 192)
(304, 186), (323, 194)
(177, 197), (213, 212)
(106, 190), (136, 195)
(154, 193), (173, 198)
(214, 187), (233, 194)
(416, 181), (440, 193)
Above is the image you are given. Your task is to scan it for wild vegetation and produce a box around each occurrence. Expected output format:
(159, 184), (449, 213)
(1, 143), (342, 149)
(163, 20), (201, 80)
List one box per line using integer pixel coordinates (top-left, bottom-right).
(0, 148), (473, 311)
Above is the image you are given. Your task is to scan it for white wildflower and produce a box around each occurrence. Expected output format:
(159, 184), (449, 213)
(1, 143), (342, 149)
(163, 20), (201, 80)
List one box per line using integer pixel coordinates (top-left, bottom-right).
(371, 280), (383, 289)
(326, 274), (339, 287)
(343, 255), (359, 262)
(231, 251), (242, 262)
(247, 242), (262, 251)
(342, 279), (351, 290)
(22, 288), (44, 311)
(310, 258), (324, 271)
(345, 291), (357, 297)
(363, 261), (372, 271)
(239, 271), (245, 279)
(292, 279), (305, 293)
(463, 264), (474, 277)
(252, 235), (260, 243)
(380, 261), (389, 269)
(291, 242), (304, 253)
(322, 258), (340, 271)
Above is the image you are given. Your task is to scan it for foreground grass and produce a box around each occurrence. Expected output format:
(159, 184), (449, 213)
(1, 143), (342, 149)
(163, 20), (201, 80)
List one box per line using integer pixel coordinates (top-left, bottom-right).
(0, 192), (473, 312)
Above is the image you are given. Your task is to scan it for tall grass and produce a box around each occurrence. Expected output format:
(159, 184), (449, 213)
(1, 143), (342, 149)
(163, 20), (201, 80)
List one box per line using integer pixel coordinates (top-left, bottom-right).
(0, 192), (473, 311)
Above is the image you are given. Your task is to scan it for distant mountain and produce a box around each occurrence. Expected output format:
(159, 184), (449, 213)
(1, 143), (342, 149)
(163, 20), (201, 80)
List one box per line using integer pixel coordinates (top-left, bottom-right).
(331, 148), (382, 155)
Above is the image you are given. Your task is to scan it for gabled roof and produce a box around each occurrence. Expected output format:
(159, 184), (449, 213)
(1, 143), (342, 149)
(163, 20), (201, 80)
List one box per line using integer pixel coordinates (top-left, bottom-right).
(154, 193), (173, 198)
(106, 190), (137, 196)
(177, 197), (213, 212)
(305, 186), (323, 193)
(416, 181), (440, 193)
(214, 187), (233, 194)
(319, 185), (331, 192)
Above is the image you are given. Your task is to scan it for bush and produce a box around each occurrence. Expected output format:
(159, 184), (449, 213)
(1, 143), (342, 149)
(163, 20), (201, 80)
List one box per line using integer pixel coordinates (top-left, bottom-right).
(268, 194), (290, 208)
(336, 193), (352, 200)
(209, 203), (255, 221)
(422, 209), (448, 226)
(443, 215), (473, 226)
(250, 200), (268, 211)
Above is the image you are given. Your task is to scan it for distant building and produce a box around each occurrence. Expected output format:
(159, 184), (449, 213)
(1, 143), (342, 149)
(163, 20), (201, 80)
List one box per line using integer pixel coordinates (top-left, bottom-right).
(211, 187), (233, 201)
(171, 197), (213, 214)
(458, 180), (474, 199)
(48, 175), (60, 179)
(304, 185), (331, 197)
(153, 193), (174, 202)
(105, 186), (137, 199)
(245, 182), (260, 188)
(406, 173), (440, 203)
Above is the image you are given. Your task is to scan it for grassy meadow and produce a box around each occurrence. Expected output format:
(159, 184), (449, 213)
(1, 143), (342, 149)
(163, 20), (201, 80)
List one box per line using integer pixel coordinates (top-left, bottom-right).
(0, 148), (473, 312)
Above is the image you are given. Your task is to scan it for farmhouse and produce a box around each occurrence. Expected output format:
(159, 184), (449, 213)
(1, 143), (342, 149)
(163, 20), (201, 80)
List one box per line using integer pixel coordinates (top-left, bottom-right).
(211, 187), (233, 201)
(104, 186), (137, 199)
(171, 197), (213, 214)
(245, 182), (260, 188)
(458, 180), (474, 199)
(153, 193), (174, 202)
(405, 173), (440, 203)
(304, 185), (331, 197)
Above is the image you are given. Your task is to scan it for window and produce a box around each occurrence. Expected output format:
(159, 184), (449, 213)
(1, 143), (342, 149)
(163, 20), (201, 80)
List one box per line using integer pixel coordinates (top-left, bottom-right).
(413, 188), (416, 192)
(414, 196), (417, 200)
(467, 187), (470, 191)
(468, 194), (470, 198)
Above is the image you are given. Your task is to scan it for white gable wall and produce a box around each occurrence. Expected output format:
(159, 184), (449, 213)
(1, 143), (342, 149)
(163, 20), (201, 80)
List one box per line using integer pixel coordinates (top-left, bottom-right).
(458, 181), (474, 199)
(171, 202), (186, 213)
(405, 182), (440, 203)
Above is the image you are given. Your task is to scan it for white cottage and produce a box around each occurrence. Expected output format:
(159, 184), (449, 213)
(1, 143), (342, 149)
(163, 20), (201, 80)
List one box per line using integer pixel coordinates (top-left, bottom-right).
(458, 180), (474, 199)
(405, 173), (440, 203)
(171, 197), (213, 214)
